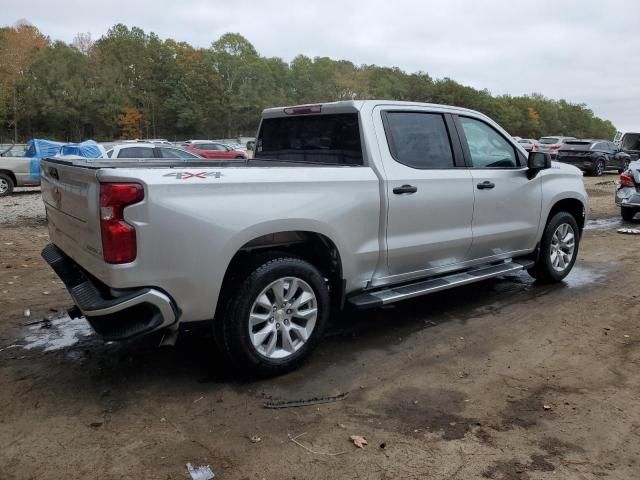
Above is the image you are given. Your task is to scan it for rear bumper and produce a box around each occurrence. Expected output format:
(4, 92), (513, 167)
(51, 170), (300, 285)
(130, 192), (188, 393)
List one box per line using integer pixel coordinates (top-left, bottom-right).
(616, 187), (640, 209)
(41, 243), (179, 340)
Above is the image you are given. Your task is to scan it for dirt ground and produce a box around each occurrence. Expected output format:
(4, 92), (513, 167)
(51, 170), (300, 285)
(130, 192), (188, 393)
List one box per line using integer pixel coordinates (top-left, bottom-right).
(1, 175), (639, 480)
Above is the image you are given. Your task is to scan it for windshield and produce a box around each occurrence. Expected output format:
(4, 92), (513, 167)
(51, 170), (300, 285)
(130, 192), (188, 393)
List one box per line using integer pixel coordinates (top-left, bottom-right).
(255, 113), (363, 165)
(540, 137), (559, 144)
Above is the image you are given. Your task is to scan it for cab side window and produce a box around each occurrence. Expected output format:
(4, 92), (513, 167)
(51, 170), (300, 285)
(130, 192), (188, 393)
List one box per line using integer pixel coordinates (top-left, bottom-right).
(383, 112), (455, 169)
(460, 117), (518, 168)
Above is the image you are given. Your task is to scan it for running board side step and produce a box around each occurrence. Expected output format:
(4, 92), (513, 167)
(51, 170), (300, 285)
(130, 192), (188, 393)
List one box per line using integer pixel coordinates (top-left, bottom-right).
(348, 259), (534, 309)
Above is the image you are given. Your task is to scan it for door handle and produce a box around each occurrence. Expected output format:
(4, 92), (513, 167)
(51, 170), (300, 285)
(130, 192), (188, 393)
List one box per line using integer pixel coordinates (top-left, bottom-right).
(393, 184), (418, 195)
(476, 181), (495, 190)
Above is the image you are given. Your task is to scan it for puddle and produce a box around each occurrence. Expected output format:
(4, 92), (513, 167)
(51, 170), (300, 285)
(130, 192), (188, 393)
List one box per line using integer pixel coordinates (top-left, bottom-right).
(562, 265), (606, 288)
(585, 217), (621, 230)
(22, 313), (94, 352)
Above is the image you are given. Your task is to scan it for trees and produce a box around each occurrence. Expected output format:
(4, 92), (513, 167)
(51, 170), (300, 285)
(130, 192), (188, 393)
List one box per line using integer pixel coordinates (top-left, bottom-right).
(0, 21), (618, 142)
(0, 21), (47, 142)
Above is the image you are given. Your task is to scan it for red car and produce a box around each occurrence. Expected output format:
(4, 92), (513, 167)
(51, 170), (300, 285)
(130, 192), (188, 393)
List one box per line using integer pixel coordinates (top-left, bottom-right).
(183, 141), (247, 159)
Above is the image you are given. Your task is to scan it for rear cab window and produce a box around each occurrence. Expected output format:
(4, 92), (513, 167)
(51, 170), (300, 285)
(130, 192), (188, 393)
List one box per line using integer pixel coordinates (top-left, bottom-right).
(117, 147), (156, 158)
(540, 137), (559, 145)
(255, 113), (363, 165)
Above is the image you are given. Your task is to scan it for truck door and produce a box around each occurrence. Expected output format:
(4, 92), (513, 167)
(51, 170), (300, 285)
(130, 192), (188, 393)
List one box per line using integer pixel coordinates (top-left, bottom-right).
(374, 108), (474, 282)
(455, 115), (542, 261)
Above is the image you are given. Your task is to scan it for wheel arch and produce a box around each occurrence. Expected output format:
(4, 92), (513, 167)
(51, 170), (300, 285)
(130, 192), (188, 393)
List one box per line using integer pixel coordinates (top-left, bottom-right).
(0, 170), (17, 186)
(546, 197), (586, 232)
(216, 230), (345, 319)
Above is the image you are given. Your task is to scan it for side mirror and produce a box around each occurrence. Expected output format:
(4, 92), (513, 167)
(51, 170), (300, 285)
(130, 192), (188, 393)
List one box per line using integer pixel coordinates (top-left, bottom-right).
(527, 151), (551, 179)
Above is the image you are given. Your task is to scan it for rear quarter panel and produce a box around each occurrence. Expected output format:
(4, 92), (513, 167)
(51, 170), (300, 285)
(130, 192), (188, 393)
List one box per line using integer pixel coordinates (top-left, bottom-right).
(94, 165), (381, 322)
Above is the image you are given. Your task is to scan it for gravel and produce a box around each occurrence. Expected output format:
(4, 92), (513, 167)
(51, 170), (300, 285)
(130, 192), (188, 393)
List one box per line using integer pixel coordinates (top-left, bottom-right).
(0, 188), (45, 226)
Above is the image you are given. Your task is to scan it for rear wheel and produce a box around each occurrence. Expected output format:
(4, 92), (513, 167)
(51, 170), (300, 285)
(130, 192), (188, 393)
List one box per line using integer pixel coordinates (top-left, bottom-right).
(594, 159), (605, 176)
(0, 173), (14, 197)
(217, 255), (330, 376)
(621, 207), (637, 221)
(528, 212), (580, 283)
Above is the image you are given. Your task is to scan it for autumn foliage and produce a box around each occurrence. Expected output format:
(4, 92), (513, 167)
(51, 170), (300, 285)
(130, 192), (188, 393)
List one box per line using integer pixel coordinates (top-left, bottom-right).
(118, 107), (143, 139)
(0, 21), (618, 142)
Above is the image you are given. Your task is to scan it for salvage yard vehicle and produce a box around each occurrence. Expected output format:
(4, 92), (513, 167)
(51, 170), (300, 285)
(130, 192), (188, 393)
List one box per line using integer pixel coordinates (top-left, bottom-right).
(616, 160), (640, 220)
(557, 139), (631, 176)
(40, 100), (588, 375)
(614, 131), (640, 162)
(537, 136), (576, 159)
(105, 143), (203, 159)
(517, 138), (538, 152)
(183, 140), (248, 159)
(0, 155), (40, 196)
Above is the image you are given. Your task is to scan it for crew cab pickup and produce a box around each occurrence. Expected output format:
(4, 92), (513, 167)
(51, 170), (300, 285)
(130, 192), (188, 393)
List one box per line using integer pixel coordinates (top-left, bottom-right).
(40, 101), (588, 375)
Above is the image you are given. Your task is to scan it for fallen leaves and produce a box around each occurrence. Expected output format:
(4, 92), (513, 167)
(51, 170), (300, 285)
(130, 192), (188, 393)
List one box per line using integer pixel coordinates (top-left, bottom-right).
(350, 435), (368, 448)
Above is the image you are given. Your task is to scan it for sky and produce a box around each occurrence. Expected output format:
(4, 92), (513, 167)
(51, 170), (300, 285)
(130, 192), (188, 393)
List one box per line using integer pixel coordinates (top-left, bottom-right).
(3, 0), (638, 131)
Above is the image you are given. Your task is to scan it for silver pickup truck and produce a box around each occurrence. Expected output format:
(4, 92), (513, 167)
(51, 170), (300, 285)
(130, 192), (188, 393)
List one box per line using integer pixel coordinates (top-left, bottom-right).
(0, 156), (40, 196)
(40, 100), (588, 375)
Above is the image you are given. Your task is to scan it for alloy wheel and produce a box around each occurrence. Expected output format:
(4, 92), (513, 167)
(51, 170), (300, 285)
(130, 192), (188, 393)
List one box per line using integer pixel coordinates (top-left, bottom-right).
(248, 277), (318, 359)
(550, 223), (576, 272)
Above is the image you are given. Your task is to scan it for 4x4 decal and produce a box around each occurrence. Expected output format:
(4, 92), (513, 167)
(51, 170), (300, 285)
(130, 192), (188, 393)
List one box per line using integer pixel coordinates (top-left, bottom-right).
(163, 171), (223, 180)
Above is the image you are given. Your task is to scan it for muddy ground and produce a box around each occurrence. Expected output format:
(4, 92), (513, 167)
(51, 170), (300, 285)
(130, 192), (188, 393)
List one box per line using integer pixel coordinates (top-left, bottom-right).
(1, 175), (639, 480)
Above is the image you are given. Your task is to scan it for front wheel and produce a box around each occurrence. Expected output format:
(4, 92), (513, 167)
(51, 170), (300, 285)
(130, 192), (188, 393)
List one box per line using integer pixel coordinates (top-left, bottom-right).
(528, 212), (580, 283)
(618, 159), (630, 174)
(217, 255), (330, 376)
(594, 159), (605, 176)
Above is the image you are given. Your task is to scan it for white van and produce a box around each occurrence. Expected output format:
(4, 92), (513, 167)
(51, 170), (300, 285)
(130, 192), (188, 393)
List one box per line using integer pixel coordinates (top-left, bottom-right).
(614, 132), (640, 161)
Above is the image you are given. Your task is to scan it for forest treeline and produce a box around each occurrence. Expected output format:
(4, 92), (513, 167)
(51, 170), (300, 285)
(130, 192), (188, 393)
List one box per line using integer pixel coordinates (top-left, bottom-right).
(0, 21), (617, 143)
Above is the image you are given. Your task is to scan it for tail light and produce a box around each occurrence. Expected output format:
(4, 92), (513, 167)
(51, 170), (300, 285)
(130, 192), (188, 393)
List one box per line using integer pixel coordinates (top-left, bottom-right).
(99, 183), (144, 264)
(549, 145), (561, 150)
(619, 171), (635, 188)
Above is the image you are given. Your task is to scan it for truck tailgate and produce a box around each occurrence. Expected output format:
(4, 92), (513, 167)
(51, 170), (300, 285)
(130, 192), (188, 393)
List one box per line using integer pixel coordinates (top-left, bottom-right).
(40, 160), (104, 266)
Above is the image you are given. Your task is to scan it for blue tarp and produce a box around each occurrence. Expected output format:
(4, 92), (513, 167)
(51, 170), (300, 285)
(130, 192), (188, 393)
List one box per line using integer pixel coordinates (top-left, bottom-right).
(24, 139), (105, 180)
(59, 140), (106, 159)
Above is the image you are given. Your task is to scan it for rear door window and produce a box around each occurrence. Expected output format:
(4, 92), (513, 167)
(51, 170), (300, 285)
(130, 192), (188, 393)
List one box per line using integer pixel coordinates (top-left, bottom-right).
(256, 113), (363, 165)
(117, 147), (156, 158)
(383, 112), (454, 169)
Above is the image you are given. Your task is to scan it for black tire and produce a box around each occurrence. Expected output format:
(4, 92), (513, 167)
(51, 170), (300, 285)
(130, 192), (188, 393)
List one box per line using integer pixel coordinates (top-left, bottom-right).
(528, 212), (580, 283)
(594, 159), (605, 176)
(0, 173), (15, 197)
(217, 255), (330, 377)
(618, 159), (630, 174)
(621, 207), (637, 221)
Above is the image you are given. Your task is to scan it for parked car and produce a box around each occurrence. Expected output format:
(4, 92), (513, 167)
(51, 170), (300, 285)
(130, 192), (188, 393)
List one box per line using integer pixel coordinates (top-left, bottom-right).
(614, 131), (640, 162)
(183, 140), (248, 159)
(40, 100), (587, 376)
(537, 136), (576, 158)
(105, 143), (202, 159)
(615, 160), (640, 220)
(517, 138), (538, 152)
(557, 139), (631, 176)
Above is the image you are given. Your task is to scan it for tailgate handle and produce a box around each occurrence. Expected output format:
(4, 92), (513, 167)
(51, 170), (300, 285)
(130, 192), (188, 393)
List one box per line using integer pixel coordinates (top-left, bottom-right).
(49, 167), (59, 180)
